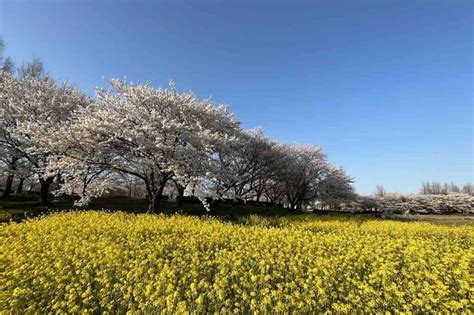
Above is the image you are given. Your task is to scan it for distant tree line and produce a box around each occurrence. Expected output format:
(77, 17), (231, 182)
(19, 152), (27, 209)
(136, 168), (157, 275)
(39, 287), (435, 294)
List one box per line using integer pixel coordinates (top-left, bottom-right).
(420, 182), (473, 196)
(364, 193), (473, 215)
(354, 183), (474, 215)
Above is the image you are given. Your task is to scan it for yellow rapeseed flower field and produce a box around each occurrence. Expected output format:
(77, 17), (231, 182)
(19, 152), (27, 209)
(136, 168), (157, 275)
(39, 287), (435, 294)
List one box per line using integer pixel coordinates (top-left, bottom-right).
(1, 211), (472, 313)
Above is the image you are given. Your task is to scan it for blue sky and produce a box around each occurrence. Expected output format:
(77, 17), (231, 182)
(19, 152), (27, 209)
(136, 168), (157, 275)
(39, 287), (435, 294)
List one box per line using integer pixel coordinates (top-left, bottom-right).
(1, 0), (472, 195)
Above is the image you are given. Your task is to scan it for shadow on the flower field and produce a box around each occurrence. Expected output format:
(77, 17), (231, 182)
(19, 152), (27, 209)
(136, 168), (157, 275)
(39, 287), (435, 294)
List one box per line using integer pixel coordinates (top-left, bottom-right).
(1, 194), (472, 226)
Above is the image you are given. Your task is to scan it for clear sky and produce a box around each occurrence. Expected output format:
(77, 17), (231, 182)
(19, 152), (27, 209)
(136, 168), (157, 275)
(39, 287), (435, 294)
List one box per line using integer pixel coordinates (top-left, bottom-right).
(1, 0), (472, 195)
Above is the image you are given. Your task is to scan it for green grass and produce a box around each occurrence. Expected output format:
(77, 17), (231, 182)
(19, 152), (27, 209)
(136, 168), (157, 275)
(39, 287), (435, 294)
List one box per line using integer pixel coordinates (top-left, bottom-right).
(0, 195), (295, 222)
(389, 213), (474, 226)
(1, 195), (472, 225)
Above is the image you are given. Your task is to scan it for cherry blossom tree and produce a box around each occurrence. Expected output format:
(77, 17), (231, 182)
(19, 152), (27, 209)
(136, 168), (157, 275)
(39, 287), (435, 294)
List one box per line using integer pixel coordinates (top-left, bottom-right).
(51, 80), (240, 212)
(372, 192), (473, 215)
(317, 165), (355, 209)
(0, 41), (16, 197)
(274, 143), (328, 210)
(281, 146), (354, 211)
(0, 71), (89, 204)
(211, 129), (278, 202)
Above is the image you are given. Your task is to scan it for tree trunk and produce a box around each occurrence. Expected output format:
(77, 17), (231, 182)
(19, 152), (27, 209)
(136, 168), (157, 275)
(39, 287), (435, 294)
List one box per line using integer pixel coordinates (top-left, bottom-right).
(147, 179), (168, 214)
(2, 173), (14, 198)
(289, 200), (300, 212)
(39, 176), (54, 206)
(2, 156), (17, 198)
(289, 201), (295, 211)
(16, 178), (24, 194)
(176, 183), (185, 208)
(56, 172), (62, 190)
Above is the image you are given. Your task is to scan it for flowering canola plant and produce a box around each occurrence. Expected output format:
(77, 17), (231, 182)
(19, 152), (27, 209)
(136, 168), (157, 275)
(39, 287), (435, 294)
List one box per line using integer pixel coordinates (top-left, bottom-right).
(1, 212), (472, 313)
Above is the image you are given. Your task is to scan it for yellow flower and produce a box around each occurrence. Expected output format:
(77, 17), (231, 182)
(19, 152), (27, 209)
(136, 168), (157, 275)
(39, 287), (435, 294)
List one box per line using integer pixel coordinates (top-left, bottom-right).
(0, 211), (471, 313)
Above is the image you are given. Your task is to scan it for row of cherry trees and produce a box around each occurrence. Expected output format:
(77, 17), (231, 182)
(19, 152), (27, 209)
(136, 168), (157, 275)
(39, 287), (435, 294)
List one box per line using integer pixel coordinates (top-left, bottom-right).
(356, 193), (473, 215)
(0, 57), (354, 213)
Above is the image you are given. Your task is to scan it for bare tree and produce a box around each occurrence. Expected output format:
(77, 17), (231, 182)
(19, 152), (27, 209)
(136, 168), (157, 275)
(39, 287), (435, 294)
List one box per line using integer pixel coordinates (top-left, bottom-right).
(462, 184), (473, 195)
(421, 181), (467, 195)
(374, 185), (386, 197)
(18, 58), (45, 79)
